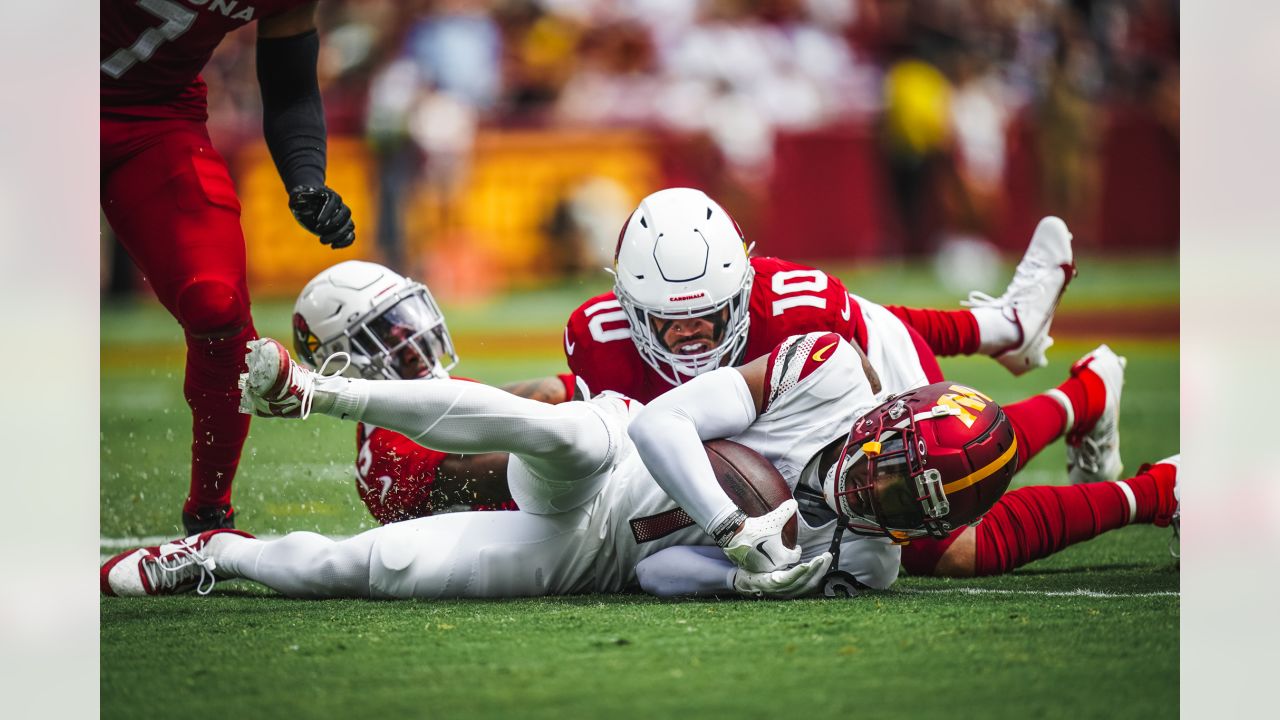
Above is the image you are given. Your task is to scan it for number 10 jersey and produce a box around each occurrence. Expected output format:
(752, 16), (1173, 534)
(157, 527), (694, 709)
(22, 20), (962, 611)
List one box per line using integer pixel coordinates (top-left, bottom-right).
(565, 256), (875, 404)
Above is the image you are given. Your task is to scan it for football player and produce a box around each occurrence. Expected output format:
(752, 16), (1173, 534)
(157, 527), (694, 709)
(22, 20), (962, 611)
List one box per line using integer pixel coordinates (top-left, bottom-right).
(290, 252), (1173, 579)
(100, 335), (1179, 600)
(562, 188), (1150, 578)
(290, 260), (574, 522)
(102, 1), (356, 533)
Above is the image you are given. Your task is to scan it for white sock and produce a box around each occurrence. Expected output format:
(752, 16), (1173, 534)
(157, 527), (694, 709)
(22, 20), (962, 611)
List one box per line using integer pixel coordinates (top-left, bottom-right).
(1114, 480), (1138, 524)
(971, 306), (1021, 355)
(1044, 388), (1075, 435)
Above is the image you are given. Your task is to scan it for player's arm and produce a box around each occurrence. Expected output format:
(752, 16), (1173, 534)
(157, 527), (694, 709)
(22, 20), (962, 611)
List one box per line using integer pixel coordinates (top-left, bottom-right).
(631, 332), (858, 573)
(434, 452), (515, 508)
(498, 373), (577, 404)
(628, 363), (761, 542)
(629, 350), (806, 574)
(256, 2), (355, 249)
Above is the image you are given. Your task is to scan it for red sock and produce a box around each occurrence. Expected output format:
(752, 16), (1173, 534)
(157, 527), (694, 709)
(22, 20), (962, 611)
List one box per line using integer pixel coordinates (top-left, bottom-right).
(972, 462), (1178, 575)
(886, 306), (982, 356)
(1052, 359), (1109, 438)
(1004, 394), (1067, 467)
(182, 322), (257, 513)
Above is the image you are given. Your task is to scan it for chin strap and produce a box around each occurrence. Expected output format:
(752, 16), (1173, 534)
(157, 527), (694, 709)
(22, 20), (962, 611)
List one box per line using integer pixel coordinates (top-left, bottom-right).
(819, 520), (871, 599)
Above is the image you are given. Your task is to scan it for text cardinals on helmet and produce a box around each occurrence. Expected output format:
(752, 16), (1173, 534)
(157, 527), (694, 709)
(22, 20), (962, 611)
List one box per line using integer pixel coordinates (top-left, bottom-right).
(612, 188), (754, 385)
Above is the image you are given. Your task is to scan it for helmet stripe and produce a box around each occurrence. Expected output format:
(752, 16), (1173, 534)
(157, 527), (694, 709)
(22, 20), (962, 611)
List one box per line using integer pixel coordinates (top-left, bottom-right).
(941, 437), (1018, 495)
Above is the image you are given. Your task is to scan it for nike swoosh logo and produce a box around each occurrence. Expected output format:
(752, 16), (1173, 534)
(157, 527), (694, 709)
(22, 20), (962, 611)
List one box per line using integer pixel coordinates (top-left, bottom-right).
(564, 327), (576, 355)
(812, 340), (838, 362)
(755, 540), (774, 565)
(841, 293), (851, 321)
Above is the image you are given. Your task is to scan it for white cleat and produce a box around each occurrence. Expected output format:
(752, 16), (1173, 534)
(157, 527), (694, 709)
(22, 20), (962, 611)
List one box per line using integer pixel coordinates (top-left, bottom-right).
(963, 216), (1076, 376)
(100, 529), (252, 597)
(1066, 344), (1126, 484)
(238, 338), (347, 418)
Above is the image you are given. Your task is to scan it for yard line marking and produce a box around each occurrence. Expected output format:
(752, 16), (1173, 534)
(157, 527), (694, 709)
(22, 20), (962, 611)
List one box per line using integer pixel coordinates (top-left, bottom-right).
(899, 588), (1178, 599)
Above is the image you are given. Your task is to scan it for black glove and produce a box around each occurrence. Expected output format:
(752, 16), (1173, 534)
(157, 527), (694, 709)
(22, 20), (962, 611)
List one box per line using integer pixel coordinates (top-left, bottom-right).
(289, 185), (355, 249)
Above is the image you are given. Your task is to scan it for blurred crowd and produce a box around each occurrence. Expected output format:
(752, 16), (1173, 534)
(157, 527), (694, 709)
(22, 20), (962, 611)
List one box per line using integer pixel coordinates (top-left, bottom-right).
(196, 0), (1178, 270)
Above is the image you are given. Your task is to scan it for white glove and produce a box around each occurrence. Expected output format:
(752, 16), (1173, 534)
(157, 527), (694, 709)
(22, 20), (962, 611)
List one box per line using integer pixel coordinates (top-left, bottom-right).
(721, 499), (802, 573)
(733, 552), (833, 599)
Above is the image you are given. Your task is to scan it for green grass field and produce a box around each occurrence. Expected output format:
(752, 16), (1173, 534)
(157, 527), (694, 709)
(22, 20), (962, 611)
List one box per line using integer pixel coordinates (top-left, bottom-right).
(101, 255), (1179, 719)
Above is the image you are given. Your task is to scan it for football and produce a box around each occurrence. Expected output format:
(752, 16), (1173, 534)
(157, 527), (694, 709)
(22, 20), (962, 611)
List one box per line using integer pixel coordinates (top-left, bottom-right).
(704, 439), (798, 548)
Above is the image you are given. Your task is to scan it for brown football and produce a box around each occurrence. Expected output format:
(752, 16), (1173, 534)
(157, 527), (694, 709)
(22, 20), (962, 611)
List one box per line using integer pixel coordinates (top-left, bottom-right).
(704, 439), (798, 548)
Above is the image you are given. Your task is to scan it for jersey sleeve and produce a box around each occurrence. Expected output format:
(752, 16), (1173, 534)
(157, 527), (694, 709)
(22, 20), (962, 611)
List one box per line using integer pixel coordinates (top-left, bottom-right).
(564, 294), (643, 398)
(760, 332), (862, 414)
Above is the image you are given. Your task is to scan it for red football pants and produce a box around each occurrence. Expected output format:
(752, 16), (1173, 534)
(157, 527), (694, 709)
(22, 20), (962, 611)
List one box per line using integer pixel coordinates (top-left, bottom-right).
(101, 115), (257, 514)
(898, 324), (1066, 575)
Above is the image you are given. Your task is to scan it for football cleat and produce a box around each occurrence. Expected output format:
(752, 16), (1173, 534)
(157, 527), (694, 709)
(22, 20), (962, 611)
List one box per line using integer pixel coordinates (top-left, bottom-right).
(238, 338), (348, 419)
(182, 504), (236, 535)
(100, 529), (253, 597)
(1065, 345), (1126, 484)
(963, 216), (1076, 376)
(719, 499), (802, 573)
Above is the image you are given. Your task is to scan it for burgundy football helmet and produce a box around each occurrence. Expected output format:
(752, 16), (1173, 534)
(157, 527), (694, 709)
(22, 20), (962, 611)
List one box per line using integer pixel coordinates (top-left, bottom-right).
(828, 382), (1018, 540)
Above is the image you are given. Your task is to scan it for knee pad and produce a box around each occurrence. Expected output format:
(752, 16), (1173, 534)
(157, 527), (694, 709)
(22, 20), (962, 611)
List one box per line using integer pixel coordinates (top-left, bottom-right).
(176, 279), (249, 337)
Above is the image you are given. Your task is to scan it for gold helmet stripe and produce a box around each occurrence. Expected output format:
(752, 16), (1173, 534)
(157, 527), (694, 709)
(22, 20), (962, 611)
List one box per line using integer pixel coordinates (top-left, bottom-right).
(941, 437), (1019, 495)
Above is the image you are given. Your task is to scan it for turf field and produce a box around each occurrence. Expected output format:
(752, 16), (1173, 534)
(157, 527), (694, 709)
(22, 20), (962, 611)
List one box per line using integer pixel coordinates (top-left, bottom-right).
(101, 254), (1179, 719)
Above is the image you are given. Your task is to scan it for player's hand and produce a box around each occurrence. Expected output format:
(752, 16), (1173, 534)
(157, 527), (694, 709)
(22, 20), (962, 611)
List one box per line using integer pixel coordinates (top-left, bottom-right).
(289, 185), (355, 249)
(733, 552), (832, 599)
(720, 499), (802, 573)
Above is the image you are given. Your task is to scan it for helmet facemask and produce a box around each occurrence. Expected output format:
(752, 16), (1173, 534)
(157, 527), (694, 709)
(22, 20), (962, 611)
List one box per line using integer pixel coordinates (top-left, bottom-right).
(615, 264), (754, 386)
(829, 399), (958, 540)
(302, 282), (458, 381)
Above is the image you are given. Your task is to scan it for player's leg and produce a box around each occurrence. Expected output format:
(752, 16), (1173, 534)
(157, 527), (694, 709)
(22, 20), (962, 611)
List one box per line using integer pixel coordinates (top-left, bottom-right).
(102, 508), (599, 598)
(901, 344), (1127, 577)
(886, 216), (1075, 375)
(241, 338), (622, 512)
(101, 120), (257, 533)
(919, 456), (1180, 577)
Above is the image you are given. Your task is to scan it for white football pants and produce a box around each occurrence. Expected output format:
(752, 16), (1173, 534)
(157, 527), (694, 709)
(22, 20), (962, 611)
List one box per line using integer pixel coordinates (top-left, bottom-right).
(213, 378), (630, 598)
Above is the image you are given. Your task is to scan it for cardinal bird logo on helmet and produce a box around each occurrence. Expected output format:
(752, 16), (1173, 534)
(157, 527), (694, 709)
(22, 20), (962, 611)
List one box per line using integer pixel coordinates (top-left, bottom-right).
(292, 312), (321, 367)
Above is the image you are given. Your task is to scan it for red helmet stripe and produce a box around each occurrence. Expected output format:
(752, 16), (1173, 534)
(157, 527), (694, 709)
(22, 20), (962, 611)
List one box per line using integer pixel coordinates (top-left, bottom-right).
(941, 437), (1018, 494)
(614, 213), (634, 263)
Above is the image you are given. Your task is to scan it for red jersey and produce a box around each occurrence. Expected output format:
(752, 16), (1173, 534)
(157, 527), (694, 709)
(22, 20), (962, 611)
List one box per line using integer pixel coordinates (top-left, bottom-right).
(101, 0), (310, 117)
(355, 423), (517, 525)
(564, 257), (871, 403)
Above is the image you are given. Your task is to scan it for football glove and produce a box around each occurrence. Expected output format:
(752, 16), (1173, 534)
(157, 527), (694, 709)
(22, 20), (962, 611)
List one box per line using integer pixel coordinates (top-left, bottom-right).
(733, 552), (832, 599)
(720, 499), (802, 573)
(289, 185), (355, 249)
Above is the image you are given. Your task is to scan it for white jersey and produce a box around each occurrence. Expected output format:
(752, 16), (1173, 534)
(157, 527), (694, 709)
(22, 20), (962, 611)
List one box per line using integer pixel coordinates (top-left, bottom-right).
(364, 333), (901, 599)
(850, 292), (931, 401)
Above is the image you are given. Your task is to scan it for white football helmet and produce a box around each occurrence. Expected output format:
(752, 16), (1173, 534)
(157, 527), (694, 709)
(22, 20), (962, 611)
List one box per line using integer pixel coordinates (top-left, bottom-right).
(292, 260), (458, 380)
(613, 188), (754, 385)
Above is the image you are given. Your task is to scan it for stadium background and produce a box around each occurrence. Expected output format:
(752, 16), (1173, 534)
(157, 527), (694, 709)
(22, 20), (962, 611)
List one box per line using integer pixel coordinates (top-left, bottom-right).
(100, 1), (1180, 717)
(100, 0), (1178, 299)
